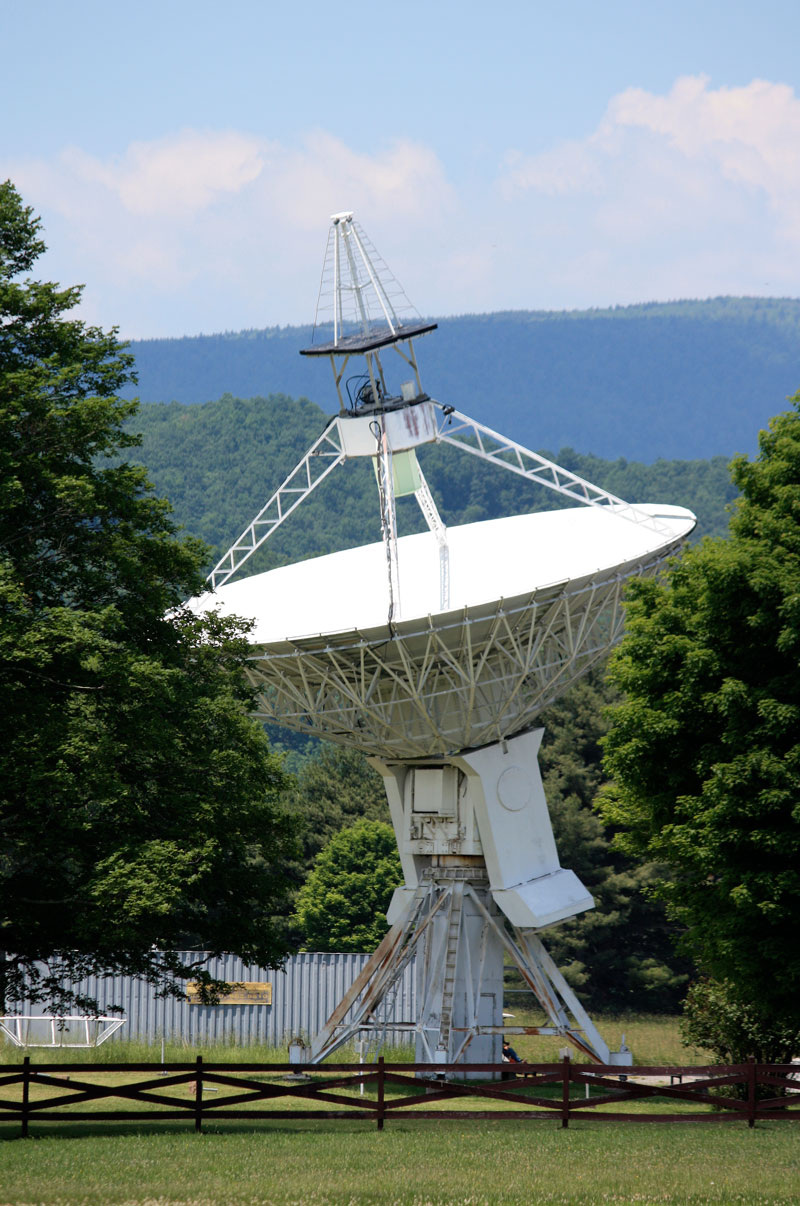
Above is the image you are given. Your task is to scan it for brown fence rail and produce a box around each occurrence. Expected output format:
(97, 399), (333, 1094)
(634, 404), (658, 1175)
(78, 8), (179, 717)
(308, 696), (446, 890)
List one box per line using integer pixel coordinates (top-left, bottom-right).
(1, 1056), (798, 1136)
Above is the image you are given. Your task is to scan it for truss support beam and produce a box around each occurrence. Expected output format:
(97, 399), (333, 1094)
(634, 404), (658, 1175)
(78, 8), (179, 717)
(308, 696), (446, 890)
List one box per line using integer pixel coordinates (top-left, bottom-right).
(205, 397), (682, 599)
(244, 562), (656, 759)
(308, 886), (439, 1063)
(433, 404), (676, 538)
(208, 421), (345, 590)
(0, 1015), (127, 1048)
(413, 460), (450, 612)
(307, 871), (621, 1070)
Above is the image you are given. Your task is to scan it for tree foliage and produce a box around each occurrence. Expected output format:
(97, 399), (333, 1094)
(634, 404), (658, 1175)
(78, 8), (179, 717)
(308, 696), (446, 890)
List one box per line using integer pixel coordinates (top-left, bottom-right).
(293, 820), (402, 953)
(0, 181), (299, 1011)
(536, 670), (689, 1013)
(283, 744), (390, 876)
(600, 394), (800, 1032)
(681, 978), (800, 1067)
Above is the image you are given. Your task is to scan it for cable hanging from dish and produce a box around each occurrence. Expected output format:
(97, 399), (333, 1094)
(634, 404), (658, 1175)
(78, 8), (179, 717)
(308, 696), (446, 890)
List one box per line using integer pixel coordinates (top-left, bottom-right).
(371, 417), (400, 629)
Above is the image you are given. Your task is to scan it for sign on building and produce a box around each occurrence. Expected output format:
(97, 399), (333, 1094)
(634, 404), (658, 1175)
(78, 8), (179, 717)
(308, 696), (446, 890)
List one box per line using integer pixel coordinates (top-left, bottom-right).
(186, 981), (272, 1005)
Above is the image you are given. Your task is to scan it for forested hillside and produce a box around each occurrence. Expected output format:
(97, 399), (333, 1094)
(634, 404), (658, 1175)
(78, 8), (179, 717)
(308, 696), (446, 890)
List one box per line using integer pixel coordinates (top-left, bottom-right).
(129, 392), (738, 575)
(127, 297), (800, 463)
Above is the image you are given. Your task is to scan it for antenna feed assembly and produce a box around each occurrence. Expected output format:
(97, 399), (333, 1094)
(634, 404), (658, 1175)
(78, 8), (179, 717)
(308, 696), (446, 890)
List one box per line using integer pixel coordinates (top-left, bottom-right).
(345, 372), (430, 417)
(300, 210), (437, 416)
(298, 213), (446, 620)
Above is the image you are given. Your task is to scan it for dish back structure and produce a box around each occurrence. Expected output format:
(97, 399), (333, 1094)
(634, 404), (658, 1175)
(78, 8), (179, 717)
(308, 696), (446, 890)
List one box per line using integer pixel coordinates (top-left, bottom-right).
(197, 213), (695, 1071)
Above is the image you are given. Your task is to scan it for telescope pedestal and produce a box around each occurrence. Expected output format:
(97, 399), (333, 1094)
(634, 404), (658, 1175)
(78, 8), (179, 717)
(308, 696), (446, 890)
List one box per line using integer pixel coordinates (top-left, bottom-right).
(412, 861), (503, 1067)
(308, 731), (631, 1070)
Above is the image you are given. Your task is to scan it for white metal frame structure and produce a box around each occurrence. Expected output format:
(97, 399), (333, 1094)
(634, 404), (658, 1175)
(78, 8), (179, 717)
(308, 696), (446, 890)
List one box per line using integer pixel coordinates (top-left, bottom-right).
(196, 212), (696, 1072)
(435, 408), (675, 537)
(0, 1015), (126, 1048)
(208, 419), (344, 591)
(308, 872), (613, 1066)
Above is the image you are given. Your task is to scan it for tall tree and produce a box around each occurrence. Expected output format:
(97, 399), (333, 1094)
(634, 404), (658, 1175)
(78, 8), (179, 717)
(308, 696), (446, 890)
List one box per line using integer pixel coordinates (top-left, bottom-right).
(0, 181), (299, 1012)
(600, 394), (800, 1050)
(285, 744), (390, 874)
(294, 820), (402, 952)
(536, 670), (689, 1013)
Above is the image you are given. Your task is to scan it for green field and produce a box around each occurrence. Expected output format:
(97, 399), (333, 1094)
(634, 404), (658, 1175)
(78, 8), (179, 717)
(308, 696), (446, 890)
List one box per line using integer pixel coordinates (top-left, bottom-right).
(1, 1119), (798, 1205)
(2, 1016), (798, 1205)
(496, 1011), (714, 1065)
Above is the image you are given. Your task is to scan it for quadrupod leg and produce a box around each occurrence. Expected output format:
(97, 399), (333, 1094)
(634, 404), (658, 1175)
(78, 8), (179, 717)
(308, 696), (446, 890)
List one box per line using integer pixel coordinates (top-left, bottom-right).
(307, 884), (438, 1064)
(408, 877), (618, 1065)
(462, 885), (614, 1064)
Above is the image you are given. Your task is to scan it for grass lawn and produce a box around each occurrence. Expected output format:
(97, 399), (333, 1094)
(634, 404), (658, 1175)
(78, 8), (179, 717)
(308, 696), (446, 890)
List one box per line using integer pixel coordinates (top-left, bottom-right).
(1, 1118), (799, 1205)
(2, 1015), (795, 1204)
(499, 1010), (713, 1065)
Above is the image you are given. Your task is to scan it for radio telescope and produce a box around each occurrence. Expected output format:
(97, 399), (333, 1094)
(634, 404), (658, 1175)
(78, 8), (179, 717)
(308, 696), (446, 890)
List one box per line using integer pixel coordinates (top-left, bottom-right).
(193, 213), (695, 1069)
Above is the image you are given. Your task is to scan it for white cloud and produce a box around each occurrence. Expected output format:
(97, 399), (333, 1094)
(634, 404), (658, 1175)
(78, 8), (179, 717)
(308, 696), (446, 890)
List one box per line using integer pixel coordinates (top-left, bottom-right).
(504, 75), (800, 212)
(264, 131), (454, 231)
(64, 130), (272, 217)
(498, 75), (800, 298)
(5, 129), (456, 334)
(4, 78), (799, 337)
(501, 140), (606, 199)
(607, 76), (800, 238)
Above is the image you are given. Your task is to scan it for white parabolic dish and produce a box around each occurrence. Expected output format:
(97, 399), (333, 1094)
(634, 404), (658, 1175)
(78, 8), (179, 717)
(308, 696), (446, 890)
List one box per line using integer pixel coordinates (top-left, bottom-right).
(193, 502), (695, 759)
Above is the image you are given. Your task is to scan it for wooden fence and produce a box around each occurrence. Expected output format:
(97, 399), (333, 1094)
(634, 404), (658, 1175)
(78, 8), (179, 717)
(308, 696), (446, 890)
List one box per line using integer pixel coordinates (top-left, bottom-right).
(1, 1057), (798, 1136)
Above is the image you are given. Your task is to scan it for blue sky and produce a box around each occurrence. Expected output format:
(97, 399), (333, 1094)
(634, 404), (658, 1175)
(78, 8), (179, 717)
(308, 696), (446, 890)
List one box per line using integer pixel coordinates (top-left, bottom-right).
(3, 0), (800, 337)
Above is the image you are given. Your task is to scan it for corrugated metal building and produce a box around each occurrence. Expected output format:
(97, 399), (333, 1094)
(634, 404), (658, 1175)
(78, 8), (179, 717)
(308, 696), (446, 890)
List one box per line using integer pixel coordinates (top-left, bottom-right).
(9, 952), (417, 1049)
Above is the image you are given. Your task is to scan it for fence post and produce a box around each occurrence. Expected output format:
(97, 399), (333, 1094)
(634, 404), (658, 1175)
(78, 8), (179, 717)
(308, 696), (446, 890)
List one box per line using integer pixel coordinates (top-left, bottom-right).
(21, 1055), (30, 1139)
(377, 1055), (385, 1131)
(561, 1055), (570, 1129)
(747, 1056), (756, 1128)
(194, 1055), (203, 1133)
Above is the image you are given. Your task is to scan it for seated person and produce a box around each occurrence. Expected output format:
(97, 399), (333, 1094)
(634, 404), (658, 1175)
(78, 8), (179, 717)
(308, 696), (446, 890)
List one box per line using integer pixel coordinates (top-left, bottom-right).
(502, 1039), (522, 1063)
(502, 1038), (525, 1077)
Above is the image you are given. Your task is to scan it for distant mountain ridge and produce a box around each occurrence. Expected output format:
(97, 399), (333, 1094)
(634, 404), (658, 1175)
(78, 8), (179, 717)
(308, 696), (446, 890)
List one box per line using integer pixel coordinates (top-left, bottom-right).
(126, 297), (800, 463)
